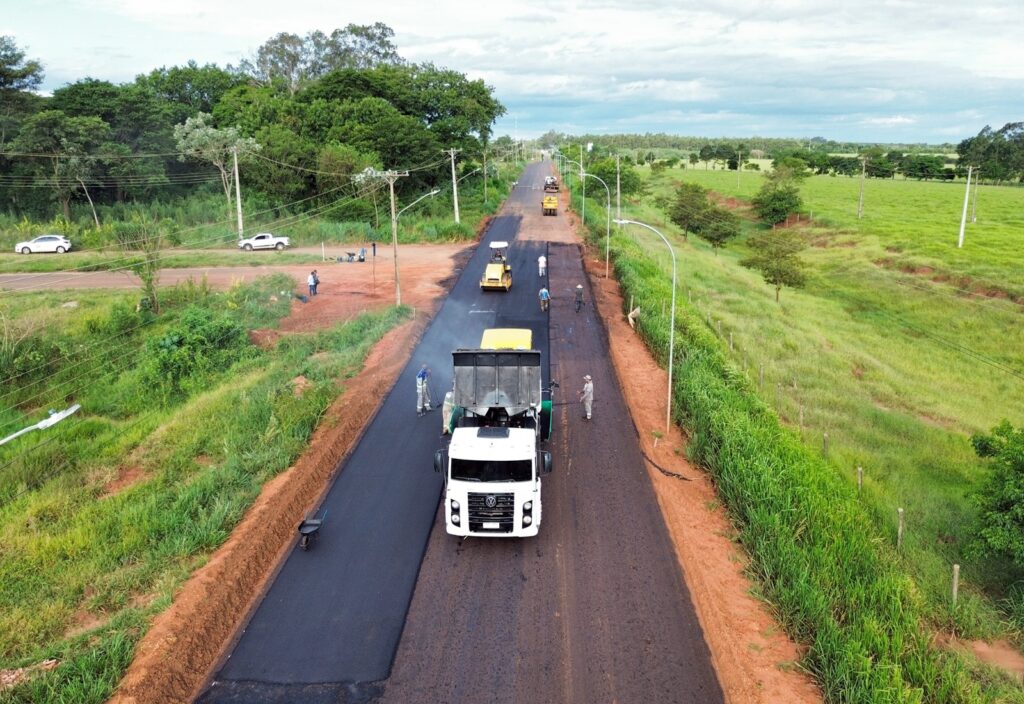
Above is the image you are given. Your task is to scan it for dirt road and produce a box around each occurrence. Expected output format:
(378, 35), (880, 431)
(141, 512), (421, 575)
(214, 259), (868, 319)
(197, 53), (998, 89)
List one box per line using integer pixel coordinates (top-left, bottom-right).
(0, 244), (467, 295)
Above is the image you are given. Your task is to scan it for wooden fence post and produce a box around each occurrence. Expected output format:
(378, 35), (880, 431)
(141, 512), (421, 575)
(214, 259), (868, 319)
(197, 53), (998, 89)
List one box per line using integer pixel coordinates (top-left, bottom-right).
(897, 508), (904, 549)
(759, 363), (764, 388)
(823, 432), (830, 457)
(857, 466), (863, 493)
(952, 564), (960, 605)
(729, 332), (734, 351)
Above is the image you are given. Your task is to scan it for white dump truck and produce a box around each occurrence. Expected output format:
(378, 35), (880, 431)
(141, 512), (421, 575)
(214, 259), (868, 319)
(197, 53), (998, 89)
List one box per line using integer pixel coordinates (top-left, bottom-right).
(434, 329), (553, 537)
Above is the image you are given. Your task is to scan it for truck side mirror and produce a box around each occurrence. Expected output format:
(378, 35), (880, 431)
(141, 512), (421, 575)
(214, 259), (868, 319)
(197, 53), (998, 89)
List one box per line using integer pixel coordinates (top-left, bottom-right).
(541, 451), (552, 475)
(433, 449), (445, 473)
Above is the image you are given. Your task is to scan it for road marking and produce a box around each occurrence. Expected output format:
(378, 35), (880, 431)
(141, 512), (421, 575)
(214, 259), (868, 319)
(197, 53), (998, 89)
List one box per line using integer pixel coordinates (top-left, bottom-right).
(469, 310), (495, 314)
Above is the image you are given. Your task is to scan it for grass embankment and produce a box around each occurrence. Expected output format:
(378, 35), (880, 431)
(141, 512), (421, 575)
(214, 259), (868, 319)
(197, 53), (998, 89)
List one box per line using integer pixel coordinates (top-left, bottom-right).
(0, 276), (410, 702)
(0, 162), (521, 272)
(566, 172), (1024, 699)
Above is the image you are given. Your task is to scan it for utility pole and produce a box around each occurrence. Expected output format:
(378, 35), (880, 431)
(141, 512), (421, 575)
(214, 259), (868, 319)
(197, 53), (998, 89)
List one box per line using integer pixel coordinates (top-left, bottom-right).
(615, 154), (621, 222)
(970, 168), (980, 223)
(233, 146), (244, 238)
(736, 150), (742, 188)
(483, 147), (488, 204)
(445, 148), (461, 224)
(958, 165), (973, 248)
(385, 170), (410, 304)
(580, 144), (585, 224)
(857, 157), (867, 220)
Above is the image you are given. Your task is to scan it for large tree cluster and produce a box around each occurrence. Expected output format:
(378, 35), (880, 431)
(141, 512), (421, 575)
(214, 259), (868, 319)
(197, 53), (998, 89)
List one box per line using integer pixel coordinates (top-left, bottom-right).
(0, 26), (505, 222)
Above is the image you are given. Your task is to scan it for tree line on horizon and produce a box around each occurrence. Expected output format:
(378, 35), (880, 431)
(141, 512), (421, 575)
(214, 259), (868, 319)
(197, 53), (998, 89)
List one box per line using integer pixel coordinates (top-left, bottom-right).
(0, 27), (506, 226)
(541, 125), (1024, 184)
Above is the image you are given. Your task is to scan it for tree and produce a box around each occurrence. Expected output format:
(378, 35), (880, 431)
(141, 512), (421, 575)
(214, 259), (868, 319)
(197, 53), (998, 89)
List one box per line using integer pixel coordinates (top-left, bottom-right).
(697, 208), (741, 254)
(11, 110), (111, 220)
(136, 61), (242, 124)
(741, 231), (808, 302)
(665, 182), (709, 241)
(751, 166), (803, 225)
(240, 24), (403, 97)
(586, 157), (641, 197)
(118, 213), (171, 314)
(688, 152), (699, 169)
(173, 113), (260, 222)
(0, 36), (44, 146)
(971, 421), (1024, 567)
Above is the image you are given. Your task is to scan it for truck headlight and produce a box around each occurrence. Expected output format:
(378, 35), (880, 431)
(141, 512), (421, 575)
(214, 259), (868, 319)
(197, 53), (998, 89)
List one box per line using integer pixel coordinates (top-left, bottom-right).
(451, 513), (460, 524)
(523, 501), (533, 512)
(450, 499), (460, 511)
(522, 515), (532, 526)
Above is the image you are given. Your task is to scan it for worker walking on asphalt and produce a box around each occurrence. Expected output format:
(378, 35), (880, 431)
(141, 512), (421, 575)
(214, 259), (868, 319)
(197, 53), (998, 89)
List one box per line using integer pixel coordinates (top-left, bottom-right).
(538, 286), (550, 312)
(538, 254), (547, 277)
(579, 375), (594, 420)
(574, 284), (584, 313)
(416, 364), (432, 416)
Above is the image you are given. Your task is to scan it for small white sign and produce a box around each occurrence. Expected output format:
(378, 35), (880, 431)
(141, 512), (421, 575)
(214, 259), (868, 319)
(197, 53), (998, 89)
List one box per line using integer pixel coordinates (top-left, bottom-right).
(483, 522), (500, 529)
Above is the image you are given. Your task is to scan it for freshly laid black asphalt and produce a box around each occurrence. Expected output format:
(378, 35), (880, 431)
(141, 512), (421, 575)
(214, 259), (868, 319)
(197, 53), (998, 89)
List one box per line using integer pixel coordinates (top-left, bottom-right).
(198, 163), (723, 704)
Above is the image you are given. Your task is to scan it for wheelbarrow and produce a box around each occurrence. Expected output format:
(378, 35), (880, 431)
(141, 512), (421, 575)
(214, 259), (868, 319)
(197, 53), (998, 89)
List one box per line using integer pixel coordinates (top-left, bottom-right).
(297, 510), (327, 551)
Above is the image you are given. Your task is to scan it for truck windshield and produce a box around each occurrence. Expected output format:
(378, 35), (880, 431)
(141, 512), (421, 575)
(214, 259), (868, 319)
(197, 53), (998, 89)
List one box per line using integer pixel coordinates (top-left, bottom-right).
(451, 458), (532, 482)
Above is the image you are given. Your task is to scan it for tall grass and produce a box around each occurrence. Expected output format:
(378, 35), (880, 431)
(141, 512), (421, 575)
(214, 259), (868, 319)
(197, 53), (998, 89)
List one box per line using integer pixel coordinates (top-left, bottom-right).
(0, 275), (410, 702)
(569, 185), (1024, 701)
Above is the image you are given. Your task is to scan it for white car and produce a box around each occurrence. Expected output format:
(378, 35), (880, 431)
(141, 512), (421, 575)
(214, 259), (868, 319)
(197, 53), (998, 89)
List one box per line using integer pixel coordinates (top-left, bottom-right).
(238, 232), (290, 251)
(15, 235), (72, 254)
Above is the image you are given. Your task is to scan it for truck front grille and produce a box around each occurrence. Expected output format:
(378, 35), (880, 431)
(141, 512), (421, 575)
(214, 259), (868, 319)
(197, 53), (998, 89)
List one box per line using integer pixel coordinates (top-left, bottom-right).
(468, 492), (514, 532)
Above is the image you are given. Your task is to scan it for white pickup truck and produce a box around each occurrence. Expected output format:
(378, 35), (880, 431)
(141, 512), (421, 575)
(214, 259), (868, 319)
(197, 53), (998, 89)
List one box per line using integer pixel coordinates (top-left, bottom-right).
(238, 232), (290, 251)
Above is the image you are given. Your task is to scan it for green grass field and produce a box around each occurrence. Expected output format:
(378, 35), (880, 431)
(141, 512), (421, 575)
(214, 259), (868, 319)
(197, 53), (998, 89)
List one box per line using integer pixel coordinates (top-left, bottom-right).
(0, 277), (410, 702)
(618, 167), (1024, 634)
(657, 166), (1024, 297)
(598, 165), (1024, 639)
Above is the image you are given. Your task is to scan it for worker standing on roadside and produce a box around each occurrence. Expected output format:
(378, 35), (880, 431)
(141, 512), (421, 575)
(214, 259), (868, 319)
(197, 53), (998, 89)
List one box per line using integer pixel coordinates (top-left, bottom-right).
(574, 284), (584, 313)
(416, 364), (432, 416)
(538, 286), (550, 312)
(538, 254), (547, 277)
(579, 375), (594, 420)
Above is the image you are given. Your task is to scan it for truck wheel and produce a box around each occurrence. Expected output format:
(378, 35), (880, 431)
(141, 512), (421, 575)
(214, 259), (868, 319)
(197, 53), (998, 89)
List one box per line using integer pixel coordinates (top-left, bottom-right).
(275, 242), (285, 250)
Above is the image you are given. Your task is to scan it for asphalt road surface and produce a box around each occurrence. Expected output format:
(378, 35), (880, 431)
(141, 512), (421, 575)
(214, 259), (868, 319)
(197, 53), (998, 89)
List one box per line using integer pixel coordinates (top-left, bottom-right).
(198, 163), (722, 703)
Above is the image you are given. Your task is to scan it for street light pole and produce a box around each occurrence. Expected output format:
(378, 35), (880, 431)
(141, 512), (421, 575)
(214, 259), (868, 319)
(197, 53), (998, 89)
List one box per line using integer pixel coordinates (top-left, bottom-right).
(583, 173), (611, 278)
(614, 219), (677, 435)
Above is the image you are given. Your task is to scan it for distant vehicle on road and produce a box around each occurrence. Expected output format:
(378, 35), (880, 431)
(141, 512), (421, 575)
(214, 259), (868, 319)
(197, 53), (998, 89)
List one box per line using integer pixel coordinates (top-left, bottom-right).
(238, 232), (290, 251)
(543, 176), (559, 192)
(15, 235), (72, 254)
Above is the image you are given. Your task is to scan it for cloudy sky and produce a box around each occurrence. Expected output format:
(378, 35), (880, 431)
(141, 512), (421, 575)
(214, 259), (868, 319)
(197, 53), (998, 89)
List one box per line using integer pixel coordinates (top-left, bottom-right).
(5, 0), (1023, 143)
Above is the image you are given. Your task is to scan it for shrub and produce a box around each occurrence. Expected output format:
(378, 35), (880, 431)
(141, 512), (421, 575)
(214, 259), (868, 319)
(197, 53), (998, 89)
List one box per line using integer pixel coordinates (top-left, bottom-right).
(971, 421), (1024, 568)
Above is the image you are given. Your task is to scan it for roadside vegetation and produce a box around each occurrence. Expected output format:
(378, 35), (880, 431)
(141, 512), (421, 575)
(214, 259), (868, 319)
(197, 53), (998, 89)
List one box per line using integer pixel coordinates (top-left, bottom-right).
(0, 28), (516, 272)
(0, 274), (410, 701)
(563, 152), (1024, 700)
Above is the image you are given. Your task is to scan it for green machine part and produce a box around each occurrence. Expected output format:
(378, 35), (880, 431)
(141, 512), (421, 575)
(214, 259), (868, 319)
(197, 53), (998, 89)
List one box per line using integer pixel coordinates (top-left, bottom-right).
(540, 399), (553, 441)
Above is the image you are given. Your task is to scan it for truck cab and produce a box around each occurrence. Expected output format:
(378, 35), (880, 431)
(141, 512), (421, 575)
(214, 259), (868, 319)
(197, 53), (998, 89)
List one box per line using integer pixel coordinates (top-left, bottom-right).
(435, 427), (551, 537)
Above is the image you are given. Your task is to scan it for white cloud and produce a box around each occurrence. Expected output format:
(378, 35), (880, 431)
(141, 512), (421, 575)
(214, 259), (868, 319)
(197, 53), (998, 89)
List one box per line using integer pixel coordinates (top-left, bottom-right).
(860, 116), (917, 127)
(7, 0), (1024, 141)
